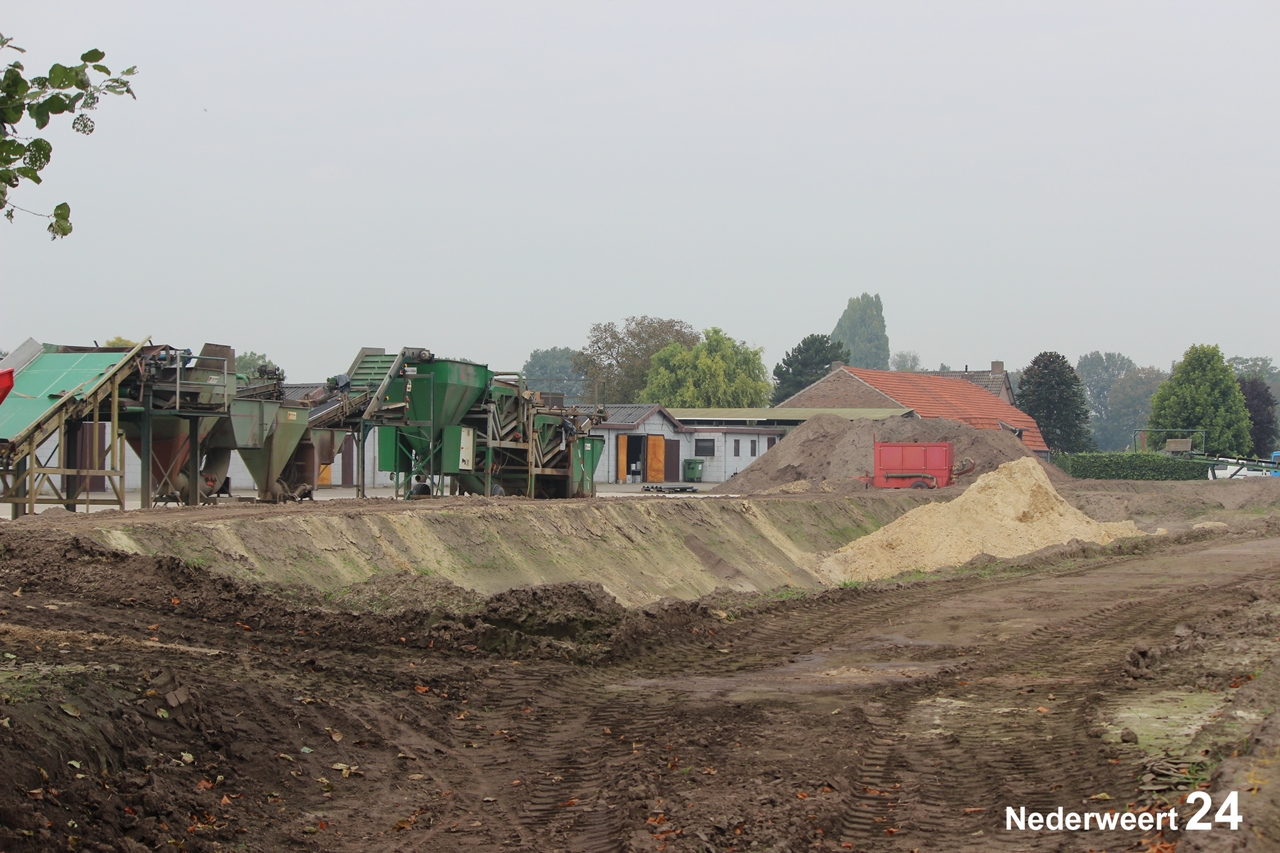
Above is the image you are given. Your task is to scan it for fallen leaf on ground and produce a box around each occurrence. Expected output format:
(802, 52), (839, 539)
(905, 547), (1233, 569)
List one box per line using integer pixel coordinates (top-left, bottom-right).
(59, 703), (81, 719)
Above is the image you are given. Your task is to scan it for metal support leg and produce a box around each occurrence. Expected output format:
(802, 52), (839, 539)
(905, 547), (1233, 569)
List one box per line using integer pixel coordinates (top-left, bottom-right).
(140, 386), (153, 509)
(11, 457), (25, 520)
(356, 428), (365, 499)
(187, 416), (200, 507)
(63, 420), (81, 512)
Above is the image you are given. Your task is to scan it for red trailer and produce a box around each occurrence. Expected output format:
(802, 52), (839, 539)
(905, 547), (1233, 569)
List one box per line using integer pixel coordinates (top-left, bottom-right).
(855, 441), (974, 489)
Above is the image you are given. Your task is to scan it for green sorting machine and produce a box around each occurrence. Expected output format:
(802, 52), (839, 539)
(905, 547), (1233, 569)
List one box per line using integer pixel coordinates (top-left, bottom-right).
(368, 349), (603, 499)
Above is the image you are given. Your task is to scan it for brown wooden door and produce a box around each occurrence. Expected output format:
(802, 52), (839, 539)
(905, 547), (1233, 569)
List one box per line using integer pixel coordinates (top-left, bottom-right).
(646, 435), (665, 482)
(617, 435), (628, 482)
(664, 439), (680, 482)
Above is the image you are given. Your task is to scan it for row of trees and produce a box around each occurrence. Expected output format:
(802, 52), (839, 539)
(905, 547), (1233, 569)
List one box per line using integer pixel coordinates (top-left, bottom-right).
(522, 317), (774, 409)
(523, 292), (920, 409)
(1020, 345), (1277, 457)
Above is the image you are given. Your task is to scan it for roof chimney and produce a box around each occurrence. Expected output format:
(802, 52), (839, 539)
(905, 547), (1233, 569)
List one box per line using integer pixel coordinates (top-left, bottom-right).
(991, 360), (1004, 373)
(830, 361), (845, 372)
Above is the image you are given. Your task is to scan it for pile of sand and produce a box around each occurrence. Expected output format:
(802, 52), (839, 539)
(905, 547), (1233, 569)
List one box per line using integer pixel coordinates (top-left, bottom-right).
(717, 413), (1066, 494)
(817, 458), (1143, 584)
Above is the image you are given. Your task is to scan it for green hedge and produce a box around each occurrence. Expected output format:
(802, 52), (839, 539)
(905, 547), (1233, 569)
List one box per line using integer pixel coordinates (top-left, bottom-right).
(1052, 452), (1207, 481)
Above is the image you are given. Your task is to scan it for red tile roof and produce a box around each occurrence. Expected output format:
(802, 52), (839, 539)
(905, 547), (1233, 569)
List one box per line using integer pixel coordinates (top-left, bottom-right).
(845, 368), (1049, 453)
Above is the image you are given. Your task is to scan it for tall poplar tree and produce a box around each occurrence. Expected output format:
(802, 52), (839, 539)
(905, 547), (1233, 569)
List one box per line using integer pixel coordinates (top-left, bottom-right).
(830, 294), (889, 370)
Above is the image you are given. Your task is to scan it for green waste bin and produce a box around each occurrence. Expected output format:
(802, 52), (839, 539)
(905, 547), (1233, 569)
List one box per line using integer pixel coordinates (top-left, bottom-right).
(683, 457), (704, 483)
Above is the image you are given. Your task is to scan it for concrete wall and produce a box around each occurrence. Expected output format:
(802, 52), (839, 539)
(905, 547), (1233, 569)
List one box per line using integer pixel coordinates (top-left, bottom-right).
(589, 422), (781, 484)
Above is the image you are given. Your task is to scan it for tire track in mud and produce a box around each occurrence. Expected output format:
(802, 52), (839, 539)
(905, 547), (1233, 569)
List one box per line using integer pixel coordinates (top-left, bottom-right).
(443, 559), (1273, 851)
(620, 553), (1171, 680)
(836, 723), (906, 841)
(835, 573), (1268, 852)
(458, 666), (629, 852)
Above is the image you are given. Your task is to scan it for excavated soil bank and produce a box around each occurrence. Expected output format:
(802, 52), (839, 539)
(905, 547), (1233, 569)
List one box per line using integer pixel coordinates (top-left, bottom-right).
(2, 493), (931, 607)
(820, 457), (1144, 583)
(718, 413), (1066, 495)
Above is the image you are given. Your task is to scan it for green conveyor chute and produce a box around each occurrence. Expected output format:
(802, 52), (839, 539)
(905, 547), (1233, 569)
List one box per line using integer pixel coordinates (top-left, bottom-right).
(0, 351), (129, 442)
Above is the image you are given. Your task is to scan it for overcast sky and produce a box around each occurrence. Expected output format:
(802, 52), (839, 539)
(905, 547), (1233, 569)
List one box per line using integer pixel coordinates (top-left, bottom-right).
(3, 2), (1277, 383)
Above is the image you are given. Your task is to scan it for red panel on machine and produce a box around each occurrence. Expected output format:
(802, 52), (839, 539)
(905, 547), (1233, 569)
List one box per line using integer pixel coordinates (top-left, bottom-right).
(872, 441), (954, 488)
(0, 368), (12, 407)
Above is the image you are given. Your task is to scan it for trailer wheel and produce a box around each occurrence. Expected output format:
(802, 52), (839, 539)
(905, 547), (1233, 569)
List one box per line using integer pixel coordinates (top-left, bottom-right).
(490, 484), (505, 497)
(910, 480), (930, 489)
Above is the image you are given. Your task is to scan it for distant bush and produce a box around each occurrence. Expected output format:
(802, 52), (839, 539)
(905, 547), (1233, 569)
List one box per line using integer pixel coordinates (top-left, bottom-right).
(1052, 452), (1206, 481)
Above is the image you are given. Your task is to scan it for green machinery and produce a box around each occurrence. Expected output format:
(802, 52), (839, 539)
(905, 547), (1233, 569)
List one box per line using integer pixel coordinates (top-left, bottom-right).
(118, 345), (343, 504)
(364, 348), (603, 498)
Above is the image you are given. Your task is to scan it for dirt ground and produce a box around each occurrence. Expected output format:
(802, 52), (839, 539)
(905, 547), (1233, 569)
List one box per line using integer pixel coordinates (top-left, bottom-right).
(2, 476), (1280, 852)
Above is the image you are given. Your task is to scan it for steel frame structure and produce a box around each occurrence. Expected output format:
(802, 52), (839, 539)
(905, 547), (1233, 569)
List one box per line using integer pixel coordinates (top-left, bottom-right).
(0, 342), (146, 518)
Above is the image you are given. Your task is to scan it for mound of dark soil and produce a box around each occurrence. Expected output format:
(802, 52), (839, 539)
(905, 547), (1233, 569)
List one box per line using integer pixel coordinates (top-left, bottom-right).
(717, 413), (1066, 494)
(480, 581), (626, 642)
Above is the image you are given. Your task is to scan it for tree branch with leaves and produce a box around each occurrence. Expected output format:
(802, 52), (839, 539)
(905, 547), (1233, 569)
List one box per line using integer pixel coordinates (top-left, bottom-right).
(1, 33), (136, 237)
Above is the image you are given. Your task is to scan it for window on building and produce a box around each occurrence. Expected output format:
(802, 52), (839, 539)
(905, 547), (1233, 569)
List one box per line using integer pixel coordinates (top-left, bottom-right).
(733, 439), (740, 457)
(750, 440), (757, 456)
(694, 438), (715, 457)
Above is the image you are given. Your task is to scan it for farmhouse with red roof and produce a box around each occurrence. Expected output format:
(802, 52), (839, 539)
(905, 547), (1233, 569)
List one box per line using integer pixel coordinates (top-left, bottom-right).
(777, 364), (1049, 457)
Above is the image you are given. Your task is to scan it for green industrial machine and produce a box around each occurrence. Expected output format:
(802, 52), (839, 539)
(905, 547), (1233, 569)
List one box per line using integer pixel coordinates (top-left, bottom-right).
(230, 399), (312, 500)
(366, 348), (603, 498)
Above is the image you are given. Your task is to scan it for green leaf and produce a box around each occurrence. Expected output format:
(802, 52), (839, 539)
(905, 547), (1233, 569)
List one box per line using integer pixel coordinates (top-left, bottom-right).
(71, 114), (94, 135)
(122, 66), (137, 75)
(80, 49), (106, 64)
(74, 67), (92, 91)
(23, 138), (51, 171)
(92, 64), (111, 75)
(0, 169), (18, 188)
(14, 167), (40, 184)
(47, 63), (73, 89)
(0, 139), (26, 162)
(1, 67), (30, 99)
(27, 101), (49, 129)
(48, 201), (73, 239)
(43, 94), (71, 114)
